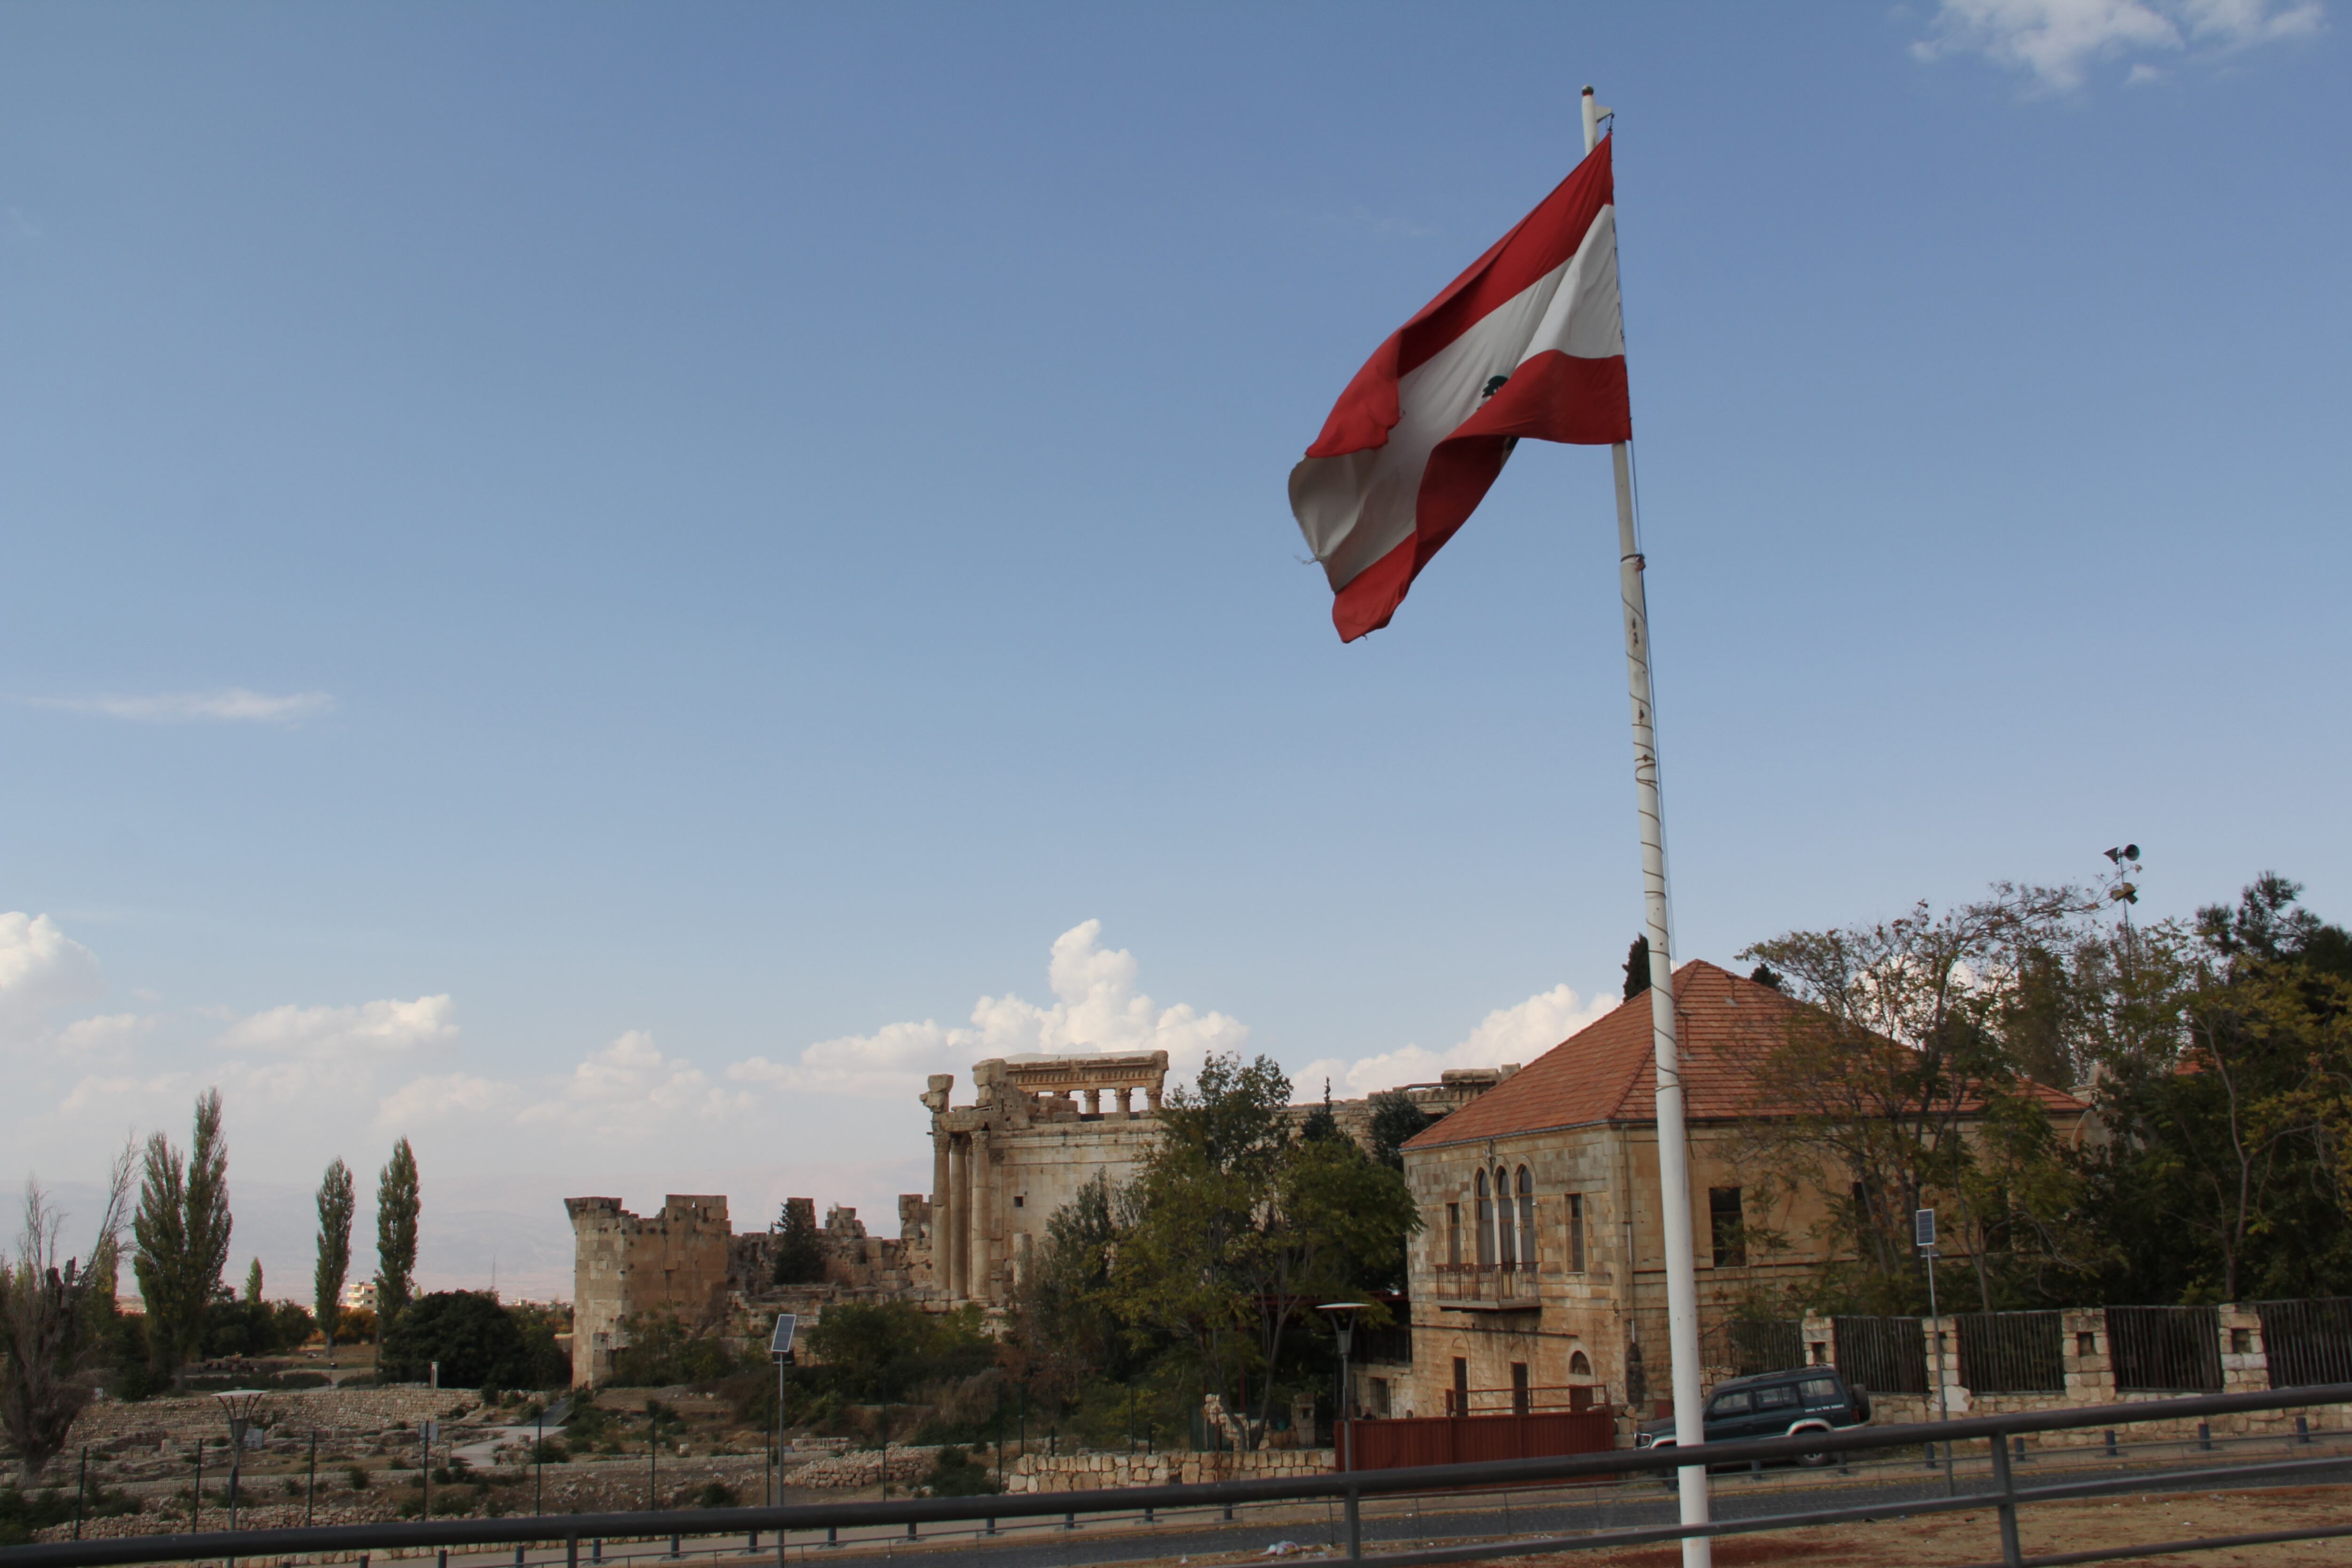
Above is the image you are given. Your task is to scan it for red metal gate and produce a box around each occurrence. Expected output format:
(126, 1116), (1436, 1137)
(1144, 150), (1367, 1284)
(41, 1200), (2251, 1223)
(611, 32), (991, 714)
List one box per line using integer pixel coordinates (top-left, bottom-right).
(1337, 1409), (1618, 1471)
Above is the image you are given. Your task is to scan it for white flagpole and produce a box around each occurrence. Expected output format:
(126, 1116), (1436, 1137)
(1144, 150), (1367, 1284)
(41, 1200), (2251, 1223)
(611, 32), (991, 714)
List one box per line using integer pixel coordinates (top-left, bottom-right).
(1584, 84), (1712, 1568)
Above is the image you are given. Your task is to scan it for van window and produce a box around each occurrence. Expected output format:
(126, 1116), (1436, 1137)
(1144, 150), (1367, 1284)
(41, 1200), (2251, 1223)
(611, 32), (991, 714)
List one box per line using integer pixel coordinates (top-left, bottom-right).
(1706, 1390), (1753, 1416)
(1753, 1384), (1799, 1410)
(1799, 1377), (1841, 1405)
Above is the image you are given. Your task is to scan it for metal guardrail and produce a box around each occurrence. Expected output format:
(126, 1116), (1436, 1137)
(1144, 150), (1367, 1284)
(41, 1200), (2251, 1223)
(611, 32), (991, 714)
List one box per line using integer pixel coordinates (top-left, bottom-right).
(7, 1383), (2351, 1568)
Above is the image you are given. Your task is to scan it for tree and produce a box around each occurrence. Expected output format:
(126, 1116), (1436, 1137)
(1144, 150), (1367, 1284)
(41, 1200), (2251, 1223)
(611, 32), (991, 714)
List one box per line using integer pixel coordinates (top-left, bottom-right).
(1367, 1091), (1431, 1170)
(1005, 1172), (1132, 1407)
(2084, 875), (2352, 1302)
(1111, 1052), (1416, 1430)
(770, 1199), (826, 1286)
(1623, 935), (1652, 1001)
(131, 1089), (232, 1379)
(243, 1258), (263, 1305)
(0, 1151), (131, 1487)
(375, 1138), (420, 1329)
(381, 1291), (544, 1387)
(314, 1159), (354, 1363)
(1738, 886), (2098, 1312)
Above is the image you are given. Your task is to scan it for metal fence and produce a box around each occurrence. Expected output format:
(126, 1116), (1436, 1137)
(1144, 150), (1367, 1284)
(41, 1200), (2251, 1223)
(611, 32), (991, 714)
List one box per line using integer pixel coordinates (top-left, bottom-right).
(1956, 1310), (2066, 1393)
(1832, 1314), (1929, 1394)
(1429, 1263), (1540, 1305)
(9, 1384), (2350, 1568)
(2108, 1304), (2224, 1393)
(2258, 1297), (2352, 1389)
(1725, 1318), (1806, 1377)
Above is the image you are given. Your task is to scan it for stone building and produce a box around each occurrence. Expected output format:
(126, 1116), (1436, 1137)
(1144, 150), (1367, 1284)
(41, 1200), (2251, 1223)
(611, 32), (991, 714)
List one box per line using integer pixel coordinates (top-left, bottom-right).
(1391, 962), (2089, 1422)
(565, 1049), (1516, 1384)
(565, 1194), (737, 1387)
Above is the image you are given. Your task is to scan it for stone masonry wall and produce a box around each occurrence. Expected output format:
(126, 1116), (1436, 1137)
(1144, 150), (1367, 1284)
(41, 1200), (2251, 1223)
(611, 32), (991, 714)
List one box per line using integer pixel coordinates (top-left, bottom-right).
(1003, 1447), (1335, 1493)
(1794, 1307), (2352, 1445)
(67, 1387), (477, 1450)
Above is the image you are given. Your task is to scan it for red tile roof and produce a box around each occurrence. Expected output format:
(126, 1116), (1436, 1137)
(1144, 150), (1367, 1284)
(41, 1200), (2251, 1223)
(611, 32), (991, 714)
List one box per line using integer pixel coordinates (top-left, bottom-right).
(1402, 960), (2084, 1150)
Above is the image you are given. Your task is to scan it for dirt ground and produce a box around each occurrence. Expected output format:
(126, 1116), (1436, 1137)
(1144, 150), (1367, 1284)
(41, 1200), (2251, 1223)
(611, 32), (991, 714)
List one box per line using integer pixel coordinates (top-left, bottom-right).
(1523, 1485), (2352, 1568)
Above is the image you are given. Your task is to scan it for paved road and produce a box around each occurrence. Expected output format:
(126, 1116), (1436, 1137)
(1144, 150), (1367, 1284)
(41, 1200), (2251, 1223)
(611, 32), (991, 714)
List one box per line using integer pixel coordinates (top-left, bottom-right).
(413, 1443), (2352, 1568)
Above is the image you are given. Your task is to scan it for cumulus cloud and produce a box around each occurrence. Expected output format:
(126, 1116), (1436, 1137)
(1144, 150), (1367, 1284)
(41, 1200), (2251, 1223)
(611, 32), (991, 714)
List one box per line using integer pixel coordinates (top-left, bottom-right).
(0, 913), (107, 1047)
(1915, 0), (2322, 89)
(55, 1012), (158, 1055)
(523, 1031), (753, 1137)
(1297, 982), (1616, 1099)
(728, 920), (1249, 1098)
(22, 688), (335, 723)
(377, 1072), (520, 1127)
(214, 995), (457, 1059)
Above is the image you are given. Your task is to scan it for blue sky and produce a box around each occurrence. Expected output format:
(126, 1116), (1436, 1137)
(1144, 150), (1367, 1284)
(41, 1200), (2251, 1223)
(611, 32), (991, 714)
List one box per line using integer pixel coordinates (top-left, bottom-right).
(4, 3), (2345, 1297)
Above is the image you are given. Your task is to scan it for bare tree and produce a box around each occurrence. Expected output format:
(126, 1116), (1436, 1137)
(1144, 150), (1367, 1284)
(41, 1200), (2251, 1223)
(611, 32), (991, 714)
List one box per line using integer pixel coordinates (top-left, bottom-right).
(1739, 885), (2102, 1311)
(0, 1147), (133, 1487)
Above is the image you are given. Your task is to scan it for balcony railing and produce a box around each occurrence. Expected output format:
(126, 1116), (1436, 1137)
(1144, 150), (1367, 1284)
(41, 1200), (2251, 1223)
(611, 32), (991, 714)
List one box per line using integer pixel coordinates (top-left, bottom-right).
(1432, 1263), (1542, 1305)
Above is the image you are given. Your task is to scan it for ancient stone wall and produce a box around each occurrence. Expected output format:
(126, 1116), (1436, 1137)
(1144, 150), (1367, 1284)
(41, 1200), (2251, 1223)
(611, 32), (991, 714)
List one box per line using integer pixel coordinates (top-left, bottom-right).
(565, 1195), (734, 1387)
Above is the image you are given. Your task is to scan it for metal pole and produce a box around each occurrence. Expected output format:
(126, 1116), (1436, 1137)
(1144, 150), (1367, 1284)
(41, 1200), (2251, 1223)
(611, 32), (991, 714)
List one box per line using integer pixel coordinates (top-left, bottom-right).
(1344, 1482), (1362, 1561)
(536, 1413), (545, 1516)
(422, 1423), (431, 1519)
(74, 1447), (86, 1540)
(193, 1438), (203, 1532)
(1926, 1251), (1955, 1494)
(1585, 80), (1708, 1568)
(1987, 1421), (2024, 1568)
(308, 1431), (318, 1526)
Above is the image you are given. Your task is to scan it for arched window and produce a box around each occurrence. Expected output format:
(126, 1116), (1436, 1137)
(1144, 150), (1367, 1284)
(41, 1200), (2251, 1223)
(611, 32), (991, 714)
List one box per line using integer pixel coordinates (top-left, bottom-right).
(1516, 1166), (1536, 1266)
(1568, 1350), (1593, 1378)
(1473, 1170), (1494, 1266)
(1494, 1168), (1515, 1267)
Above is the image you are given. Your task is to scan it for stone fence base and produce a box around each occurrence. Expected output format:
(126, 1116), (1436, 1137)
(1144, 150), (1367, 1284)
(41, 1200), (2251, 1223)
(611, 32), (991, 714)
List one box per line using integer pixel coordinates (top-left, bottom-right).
(1003, 1448), (1332, 1494)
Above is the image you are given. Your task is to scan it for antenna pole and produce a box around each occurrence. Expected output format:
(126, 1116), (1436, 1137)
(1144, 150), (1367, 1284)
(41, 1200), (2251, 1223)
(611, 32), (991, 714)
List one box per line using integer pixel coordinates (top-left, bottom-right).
(1586, 82), (1711, 1568)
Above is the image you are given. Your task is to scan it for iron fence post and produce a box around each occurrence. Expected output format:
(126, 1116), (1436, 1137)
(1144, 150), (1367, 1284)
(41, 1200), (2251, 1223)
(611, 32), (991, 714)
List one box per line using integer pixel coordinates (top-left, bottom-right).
(565, 1531), (578, 1568)
(1988, 1426), (2024, 1568)
(1344, 1481), (1361, 1560)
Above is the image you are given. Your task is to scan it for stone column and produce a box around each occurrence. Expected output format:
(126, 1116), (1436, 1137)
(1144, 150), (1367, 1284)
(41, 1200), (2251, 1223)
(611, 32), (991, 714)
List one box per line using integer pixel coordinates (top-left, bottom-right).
(1145, 1084), (1163, 1112)
(1116, 1087), (1133, 1118)
(972, 1129), (996, 1302)
(1083, 1089), (1101, 1116)
(930, 1133), (952, 1291)
(946, 1134), (970, 1297)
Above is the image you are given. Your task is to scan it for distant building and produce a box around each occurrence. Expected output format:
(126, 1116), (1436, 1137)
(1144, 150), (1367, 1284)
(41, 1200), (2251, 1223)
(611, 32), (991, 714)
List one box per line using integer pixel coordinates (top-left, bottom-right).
(1393, 962), (2088, 1423)
(563, 1049), (1512, 1387)
(341, 1280), (378, 1312)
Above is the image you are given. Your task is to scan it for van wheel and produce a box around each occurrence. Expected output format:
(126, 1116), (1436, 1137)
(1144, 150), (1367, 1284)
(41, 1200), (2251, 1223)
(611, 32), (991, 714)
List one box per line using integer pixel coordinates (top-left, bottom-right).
(1794, 1434), (1835, 1467)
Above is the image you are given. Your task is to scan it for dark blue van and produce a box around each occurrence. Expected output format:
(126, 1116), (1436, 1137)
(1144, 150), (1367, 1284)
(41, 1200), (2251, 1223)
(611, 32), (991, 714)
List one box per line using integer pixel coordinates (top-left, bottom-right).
(1633, 1366), (1871, 1465)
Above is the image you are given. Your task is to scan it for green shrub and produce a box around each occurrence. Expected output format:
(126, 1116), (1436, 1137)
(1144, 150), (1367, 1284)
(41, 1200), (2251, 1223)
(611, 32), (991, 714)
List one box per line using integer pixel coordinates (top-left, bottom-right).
(346, 1467), (370, 1490)
(921, 1447), (999, 1497)
(693, 1481), (739, 1508)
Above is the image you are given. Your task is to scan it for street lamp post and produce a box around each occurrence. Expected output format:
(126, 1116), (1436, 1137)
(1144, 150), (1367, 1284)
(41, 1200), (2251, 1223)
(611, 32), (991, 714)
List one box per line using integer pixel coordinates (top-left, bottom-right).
(768, 1315), (797, 1508)
(212, 1392), (268, 1533)
(1315, 1303), (1367, 1470)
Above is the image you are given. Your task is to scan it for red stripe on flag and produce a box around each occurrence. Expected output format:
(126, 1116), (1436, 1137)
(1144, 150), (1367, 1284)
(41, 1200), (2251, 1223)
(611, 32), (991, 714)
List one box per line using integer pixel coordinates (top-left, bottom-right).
(1330, 351), (1630, 643)
(1305, 138), (1616, 461)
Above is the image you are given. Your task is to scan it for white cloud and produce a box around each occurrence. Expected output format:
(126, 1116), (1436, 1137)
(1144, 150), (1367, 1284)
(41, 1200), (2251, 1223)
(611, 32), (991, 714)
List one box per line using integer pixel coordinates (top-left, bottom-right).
(24, 688), (335, 723)
(214, 995), (457, 1059)
(377, 1072), (519, 1127)
(1915, 0), (2322, 88)
(1298, 982), (1616, 1099)
(55, 1012), (158, 1055)
(0, 913), (106, 1047)
(59, 1069), (192, 1115)
(523, 1031), (753, 1137)
(728, 920), (1249, 1099)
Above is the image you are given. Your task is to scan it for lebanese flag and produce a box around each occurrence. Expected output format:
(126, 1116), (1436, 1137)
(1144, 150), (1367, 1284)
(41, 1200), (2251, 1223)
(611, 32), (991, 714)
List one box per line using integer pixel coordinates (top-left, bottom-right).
(1288, 136), (1630, 642)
